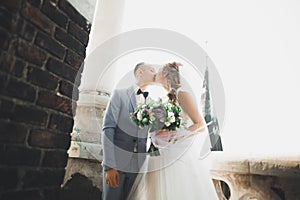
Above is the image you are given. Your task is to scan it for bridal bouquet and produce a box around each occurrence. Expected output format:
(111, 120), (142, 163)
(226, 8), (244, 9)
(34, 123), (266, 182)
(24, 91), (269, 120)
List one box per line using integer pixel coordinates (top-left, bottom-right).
(130, 98), (182, 156)
(130, 98), (182, 132)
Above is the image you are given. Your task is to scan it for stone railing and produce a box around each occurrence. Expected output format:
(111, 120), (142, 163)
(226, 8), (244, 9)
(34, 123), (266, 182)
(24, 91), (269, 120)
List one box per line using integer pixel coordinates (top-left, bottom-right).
(210, 152), (300, 200)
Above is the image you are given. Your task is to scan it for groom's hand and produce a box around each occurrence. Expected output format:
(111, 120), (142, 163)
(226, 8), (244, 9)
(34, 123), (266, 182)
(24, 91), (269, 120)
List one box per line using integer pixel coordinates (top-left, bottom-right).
(105, 168), (119, 188)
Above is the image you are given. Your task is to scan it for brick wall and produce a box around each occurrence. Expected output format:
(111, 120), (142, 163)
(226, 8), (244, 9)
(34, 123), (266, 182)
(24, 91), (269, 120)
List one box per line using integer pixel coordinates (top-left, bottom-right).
(0, 0), (91, 199)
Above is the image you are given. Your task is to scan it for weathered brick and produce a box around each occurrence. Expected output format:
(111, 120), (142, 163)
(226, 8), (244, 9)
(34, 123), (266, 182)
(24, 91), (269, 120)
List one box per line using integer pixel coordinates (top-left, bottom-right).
(68, 21), (89, 46)
(0, 98), (14, 119)
(27, 66), (58, 90)
(37, 90), (74, 115)
(11, 13), (24, 34)
(1, 189), (43, 200)
(35, 31), (65, 59)
(0, 144), (41, 166)
(0, 0), (92, 197)
(0, 121), (28, 144)
(13, 59), (26, 77)
(0, 54), (13, 72)
(0, 7), (13, 30)
(23, 168), (65, 188)
(20, 21), (36, 42)
(42, 0), (68, 29)
(54, 27), (86, 57)
(21, 3), (54, 34)
(44, 186), (62, 200)
(0, 28), (11, 50)
(0, 73), (8, 94)
(58, 0), (90, 32)
(0, 54), (25, 77)
(0, 0), (22, 13)
(0, 167), (19, 190)
(27, 0), (43, 8)
(72, 101), (77, 116)
(46, 57), (78, 83)
(65, 49), (84, 70)
(42, 150), (68, 168)
(12, 104), (48, 126)
(16, 40), (47, 66)
(3, 77), (36, 102)
(59, 80), (78, 100)
(48, 113), (74, 133)
(74, 71), (81, 87)
(28, 130), (70, 149)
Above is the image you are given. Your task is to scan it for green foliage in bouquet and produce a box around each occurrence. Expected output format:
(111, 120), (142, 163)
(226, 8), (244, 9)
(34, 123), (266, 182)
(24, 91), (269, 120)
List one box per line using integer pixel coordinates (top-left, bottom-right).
(130, 98), (182, 132)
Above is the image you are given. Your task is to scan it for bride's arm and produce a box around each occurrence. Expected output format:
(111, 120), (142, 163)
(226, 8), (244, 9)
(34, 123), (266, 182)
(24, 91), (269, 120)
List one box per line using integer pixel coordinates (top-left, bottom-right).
(177, 91), (206, 132)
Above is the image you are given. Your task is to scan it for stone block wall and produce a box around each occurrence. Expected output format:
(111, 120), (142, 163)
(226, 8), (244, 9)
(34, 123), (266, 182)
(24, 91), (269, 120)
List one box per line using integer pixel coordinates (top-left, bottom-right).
(0, 0), (90, 199)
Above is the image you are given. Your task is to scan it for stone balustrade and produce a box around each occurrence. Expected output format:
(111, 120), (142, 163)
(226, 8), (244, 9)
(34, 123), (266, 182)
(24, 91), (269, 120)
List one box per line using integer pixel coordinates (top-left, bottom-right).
(210, 152), (300, 200)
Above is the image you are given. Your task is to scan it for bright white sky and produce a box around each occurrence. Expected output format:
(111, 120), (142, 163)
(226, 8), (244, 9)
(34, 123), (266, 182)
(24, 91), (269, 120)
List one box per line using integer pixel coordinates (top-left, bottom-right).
(119, 0), (300, 154)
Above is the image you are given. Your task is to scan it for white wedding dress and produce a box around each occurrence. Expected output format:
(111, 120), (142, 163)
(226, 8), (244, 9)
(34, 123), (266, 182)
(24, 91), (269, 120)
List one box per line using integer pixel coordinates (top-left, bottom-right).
(127, 86), (219, 200)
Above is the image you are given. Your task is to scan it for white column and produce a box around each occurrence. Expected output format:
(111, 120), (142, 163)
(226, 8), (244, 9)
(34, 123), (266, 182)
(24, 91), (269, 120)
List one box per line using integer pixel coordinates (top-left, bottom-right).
(67, 0), (97, 22)
(86, 0), (125, 56)
(64, 1), (126, 190)
(79, 0), (125, 92)
(71, 0), (126, 157)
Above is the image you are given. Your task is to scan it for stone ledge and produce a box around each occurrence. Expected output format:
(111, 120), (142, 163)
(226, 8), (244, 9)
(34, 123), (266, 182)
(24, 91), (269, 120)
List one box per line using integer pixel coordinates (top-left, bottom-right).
(210, 152), (300, 200)
(210, 152), (300, 178)
(77, 91), (110, 108)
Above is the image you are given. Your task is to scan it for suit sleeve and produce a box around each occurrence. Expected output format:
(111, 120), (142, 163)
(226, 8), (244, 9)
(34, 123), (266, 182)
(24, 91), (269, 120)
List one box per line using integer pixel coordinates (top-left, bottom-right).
(102, 90), (121, 171)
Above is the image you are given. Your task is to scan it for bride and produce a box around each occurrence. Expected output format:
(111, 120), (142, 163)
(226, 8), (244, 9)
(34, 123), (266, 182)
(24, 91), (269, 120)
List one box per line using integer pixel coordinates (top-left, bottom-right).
(127, 62), (219, 199)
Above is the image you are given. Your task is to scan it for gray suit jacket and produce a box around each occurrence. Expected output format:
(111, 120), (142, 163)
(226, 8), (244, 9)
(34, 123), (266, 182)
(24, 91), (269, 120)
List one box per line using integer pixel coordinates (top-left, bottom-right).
(102, 86), (148, 172)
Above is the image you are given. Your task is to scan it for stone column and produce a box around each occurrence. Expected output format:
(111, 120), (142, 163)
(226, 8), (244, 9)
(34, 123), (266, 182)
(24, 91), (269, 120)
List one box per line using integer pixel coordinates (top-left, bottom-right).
(79, 0), (126, 92)
(85, 0), (125, 56)
(63, 91), (109, 191)
(63, 0), (126, 195)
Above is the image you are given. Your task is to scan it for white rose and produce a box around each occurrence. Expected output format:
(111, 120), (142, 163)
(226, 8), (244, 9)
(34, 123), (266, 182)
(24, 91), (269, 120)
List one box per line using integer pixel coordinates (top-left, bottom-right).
(170, 116), (175, 123)
(150, 113), (156, 122)
(165, 121), (171, 127)
(168, 112), (174, 117)
(137, 111), (143, 121)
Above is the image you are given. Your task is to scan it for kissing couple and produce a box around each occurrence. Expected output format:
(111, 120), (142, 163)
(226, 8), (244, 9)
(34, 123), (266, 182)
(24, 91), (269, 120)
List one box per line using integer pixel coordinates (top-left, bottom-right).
(102, 62), (218, 200)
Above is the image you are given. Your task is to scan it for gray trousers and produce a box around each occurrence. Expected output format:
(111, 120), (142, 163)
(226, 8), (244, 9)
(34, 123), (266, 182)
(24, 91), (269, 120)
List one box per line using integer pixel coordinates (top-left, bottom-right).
(102, 169), (137, 200)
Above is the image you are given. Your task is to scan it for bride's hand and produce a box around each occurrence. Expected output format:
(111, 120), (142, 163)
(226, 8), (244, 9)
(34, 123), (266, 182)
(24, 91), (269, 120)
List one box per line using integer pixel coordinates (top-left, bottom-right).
(155, 129), (170, 135)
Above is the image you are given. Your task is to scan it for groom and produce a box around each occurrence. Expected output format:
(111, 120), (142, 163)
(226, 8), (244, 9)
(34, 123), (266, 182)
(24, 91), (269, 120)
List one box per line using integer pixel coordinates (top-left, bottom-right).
(102, 62), (156, 200)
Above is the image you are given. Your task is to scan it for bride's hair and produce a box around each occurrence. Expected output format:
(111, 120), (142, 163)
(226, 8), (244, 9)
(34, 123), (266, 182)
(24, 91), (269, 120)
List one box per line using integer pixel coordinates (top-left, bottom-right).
(162, 62), (182, 102)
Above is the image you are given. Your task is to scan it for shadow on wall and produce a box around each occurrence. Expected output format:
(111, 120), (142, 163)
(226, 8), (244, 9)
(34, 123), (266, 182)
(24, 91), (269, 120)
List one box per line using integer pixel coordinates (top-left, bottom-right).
(61, 173), (102, 200)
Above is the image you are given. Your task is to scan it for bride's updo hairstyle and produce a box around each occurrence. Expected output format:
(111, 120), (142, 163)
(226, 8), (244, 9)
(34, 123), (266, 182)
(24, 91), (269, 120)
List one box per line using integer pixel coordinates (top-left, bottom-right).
(162, 62), (182, 102)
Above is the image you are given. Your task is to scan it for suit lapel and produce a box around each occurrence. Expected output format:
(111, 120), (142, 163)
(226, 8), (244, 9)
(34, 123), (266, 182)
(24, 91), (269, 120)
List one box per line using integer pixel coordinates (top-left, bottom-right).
(127, 86), (136, 113)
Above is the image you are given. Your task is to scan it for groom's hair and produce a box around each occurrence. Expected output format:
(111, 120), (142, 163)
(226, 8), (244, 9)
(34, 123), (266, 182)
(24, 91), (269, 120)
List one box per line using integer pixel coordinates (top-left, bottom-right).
(134, 62), (145, 76)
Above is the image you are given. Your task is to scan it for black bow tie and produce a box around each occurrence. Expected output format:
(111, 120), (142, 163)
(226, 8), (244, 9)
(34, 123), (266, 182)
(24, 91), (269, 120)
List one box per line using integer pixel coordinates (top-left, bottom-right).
(137, 88), (149, 99)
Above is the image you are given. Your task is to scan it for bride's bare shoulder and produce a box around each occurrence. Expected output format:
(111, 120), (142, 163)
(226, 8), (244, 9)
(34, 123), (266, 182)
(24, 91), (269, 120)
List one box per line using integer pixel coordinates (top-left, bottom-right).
(177, 90), (191, 98)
